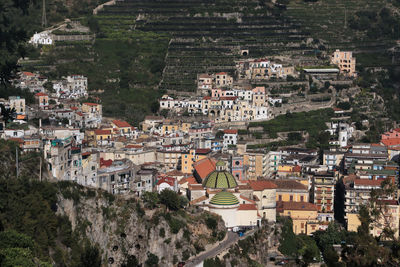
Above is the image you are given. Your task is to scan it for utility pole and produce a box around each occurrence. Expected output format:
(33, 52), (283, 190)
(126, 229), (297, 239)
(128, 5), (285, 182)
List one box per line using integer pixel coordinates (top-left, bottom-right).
(42, 0), (47, 28)
(39, 156), (42, 182)
(344, 7), (347, 29)
(16, 147), (19, 178)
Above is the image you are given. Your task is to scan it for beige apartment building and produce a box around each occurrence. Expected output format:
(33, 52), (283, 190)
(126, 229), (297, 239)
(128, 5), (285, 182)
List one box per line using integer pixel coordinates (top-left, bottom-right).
(331, 49), (356, 77)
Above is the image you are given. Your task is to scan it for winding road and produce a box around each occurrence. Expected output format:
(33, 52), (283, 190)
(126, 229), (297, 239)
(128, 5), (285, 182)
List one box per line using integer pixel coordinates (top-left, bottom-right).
(185, 229), (258, 267)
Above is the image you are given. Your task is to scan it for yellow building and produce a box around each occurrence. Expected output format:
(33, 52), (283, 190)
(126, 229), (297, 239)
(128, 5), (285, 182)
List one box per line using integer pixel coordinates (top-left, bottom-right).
(181, 149), (211, 174)
(94, 129), (112, 145)
(111, 119), (133, 136)
(346, 213), (361, 232)
(277, 165), (302, 178)
(277, 201), (319, 235)
(161, 121), (192, 135)
(269, 179), (309, 202)
(82, 102), (102, 115)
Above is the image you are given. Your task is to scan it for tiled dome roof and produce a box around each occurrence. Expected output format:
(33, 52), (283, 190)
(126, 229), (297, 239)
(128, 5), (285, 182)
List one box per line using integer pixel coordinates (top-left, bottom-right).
(209, 191), (239, 206)
(202, 170), (238, 189)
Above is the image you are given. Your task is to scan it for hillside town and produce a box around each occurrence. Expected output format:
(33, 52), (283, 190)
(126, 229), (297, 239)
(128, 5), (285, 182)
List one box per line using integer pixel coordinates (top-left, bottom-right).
(2, 46), (400, 244)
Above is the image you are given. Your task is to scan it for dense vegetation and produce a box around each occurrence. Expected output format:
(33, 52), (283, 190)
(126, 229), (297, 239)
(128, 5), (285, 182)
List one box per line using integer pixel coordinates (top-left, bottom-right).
(278, 179), (400, 266)
(248, 108), (333, 150)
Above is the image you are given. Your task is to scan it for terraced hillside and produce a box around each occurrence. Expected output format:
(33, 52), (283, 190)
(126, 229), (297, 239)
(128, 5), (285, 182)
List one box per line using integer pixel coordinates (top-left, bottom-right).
(286, 0), (399, 66)
(98, 0), (313, 92)
(287, 0), (388, 46)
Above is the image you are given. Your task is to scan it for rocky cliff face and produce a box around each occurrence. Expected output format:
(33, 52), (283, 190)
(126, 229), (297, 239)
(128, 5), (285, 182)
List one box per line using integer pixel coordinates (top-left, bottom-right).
(56, 187), (226, 266)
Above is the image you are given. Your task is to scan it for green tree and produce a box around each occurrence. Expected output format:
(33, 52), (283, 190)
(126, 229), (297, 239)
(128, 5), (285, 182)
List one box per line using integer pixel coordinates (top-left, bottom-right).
(150, 101), (160, 114)
(159, 189), (181, 211)
(0, 105), (16, 125)
(0, 0), (30, 86)
(79, 244), (101, 267)
(145, 252), (159, 267)
(141, 192), (159, 209)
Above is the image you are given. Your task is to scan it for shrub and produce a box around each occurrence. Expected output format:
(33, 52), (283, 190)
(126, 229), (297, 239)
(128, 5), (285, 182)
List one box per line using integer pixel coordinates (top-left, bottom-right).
(205, 217), (217, 230)
(159, 228), (165, 238)
(182, 250), (191, 261)
(145, 253), (159, 267)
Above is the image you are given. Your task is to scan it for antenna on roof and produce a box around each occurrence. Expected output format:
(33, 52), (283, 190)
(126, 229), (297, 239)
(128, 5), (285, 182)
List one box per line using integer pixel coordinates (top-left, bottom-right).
(42, 0), (47, 27)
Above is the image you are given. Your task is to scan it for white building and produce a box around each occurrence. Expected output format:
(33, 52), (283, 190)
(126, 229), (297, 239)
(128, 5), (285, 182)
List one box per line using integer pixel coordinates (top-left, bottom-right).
(29, 32), (53, 45)
(223, 129), (238, 149)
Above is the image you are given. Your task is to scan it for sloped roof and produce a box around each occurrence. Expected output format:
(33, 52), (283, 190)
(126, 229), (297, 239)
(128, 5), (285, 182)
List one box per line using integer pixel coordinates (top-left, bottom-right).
(194, 157), (217, 180)
(248, 180), (277, 191)
(82, 102), (99, 106)
(354, 179), (383, 186)
(224, 129), (238, 134)
(381, 138), (400, 147)
(268, 179), (307, 191)
(112, 119), (131, 128)
(277, 201), (318, 212)
(94, 129), (111, 135)
(237, 204), (257, 210)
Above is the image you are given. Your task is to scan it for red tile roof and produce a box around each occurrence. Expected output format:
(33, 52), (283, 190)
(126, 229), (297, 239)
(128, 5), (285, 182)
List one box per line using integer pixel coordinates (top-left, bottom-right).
(100, 158), (113, 168)
(354, 179), (383, 186)
(22, 71), (34, 76)
(157, 176), (176, 186)
(195, 148), (212, 155)
(220, 96), (237, 101)
(216, 72), (227, 75)
(224, 129), (238, 134)
(194, 158), (216, 180)
(179, 176), (198, 185)
(94, 129), (111, 135)
(35, 92), (48, 96)
(237, 204), (258, 211)
(112, 119), (131, 128)
(189, 195), (208, 205)
(381, 138), (400, 147)
(71, 106), (78, 110)
(248, 180), (277, 191)
(268, 179), (307, 190)
(83, 102), (99, 106)
(277, 201), (318, 212)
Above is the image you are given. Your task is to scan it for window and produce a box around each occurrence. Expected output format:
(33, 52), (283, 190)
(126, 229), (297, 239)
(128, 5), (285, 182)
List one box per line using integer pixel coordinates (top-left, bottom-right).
(300, 196), (304, 202)
(263, 195), (266, 199)
(290, 195), (293, 202)
(92, 166), (95, 171)
(301, 223), (304, 228)
(278, 195), (282, 201)
(111, 175), (115, 182)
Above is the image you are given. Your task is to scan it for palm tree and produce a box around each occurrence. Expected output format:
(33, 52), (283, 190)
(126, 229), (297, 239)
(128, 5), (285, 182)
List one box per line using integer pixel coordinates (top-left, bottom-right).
(0, 104), (16, 125)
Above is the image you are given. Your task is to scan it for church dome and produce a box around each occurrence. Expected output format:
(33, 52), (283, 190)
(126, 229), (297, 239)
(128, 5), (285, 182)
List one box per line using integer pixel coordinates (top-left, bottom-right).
(209, 191), (239, 206)
(202, 170), (238, 189)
